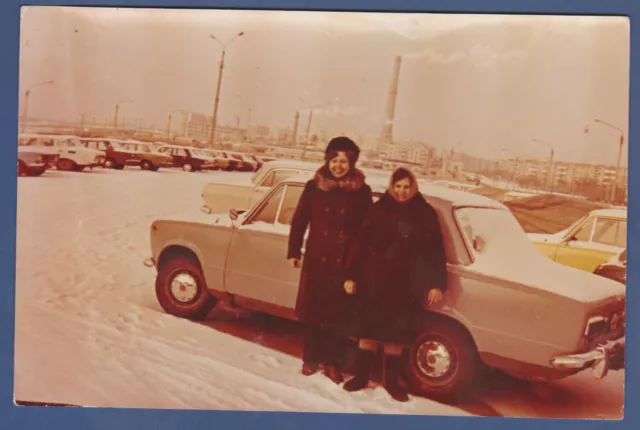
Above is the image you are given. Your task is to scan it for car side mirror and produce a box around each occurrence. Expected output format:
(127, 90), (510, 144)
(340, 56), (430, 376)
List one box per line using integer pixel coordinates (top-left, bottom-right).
(200, 205), (213, 215)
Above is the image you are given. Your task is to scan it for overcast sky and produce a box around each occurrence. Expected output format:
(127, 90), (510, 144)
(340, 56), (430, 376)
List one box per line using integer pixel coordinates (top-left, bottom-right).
(18, 7), (629, 165)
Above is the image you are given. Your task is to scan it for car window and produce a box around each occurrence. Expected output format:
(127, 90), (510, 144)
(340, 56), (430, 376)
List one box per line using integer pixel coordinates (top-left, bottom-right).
(99, 142), (109, 151)
(574, 218), (595, 242)
(259, 171), (276, 188)
(592, 218), (626, 247)
(248, 186), (285, 226)
(277, 185), (304, 226)
(177, 149), (188, 157)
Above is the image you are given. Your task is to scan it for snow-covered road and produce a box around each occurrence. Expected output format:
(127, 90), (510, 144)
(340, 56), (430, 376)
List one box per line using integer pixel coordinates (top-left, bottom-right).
(14, 168), (624, 418)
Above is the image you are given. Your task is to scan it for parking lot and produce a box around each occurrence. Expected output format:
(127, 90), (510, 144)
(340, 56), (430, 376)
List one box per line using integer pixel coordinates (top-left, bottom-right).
(14, 167), (624, 417)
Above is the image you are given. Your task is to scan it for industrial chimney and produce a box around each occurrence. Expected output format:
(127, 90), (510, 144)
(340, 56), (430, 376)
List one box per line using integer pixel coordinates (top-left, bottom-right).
(380, 55), (402, 146)
(291, 111), (300, 147)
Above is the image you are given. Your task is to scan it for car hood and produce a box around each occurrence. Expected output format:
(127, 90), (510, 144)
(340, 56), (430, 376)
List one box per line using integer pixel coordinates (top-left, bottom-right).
(527, 231), (565, 244)
(19, 146), (59, 155)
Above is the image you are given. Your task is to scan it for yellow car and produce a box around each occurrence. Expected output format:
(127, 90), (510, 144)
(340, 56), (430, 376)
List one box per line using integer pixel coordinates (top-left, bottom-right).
(528, 208), (627, 273)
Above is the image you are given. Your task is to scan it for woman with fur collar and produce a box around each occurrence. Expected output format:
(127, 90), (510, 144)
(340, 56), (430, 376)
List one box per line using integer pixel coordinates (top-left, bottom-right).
(288, 136), (373, 384)
(342, 167), (448, 401)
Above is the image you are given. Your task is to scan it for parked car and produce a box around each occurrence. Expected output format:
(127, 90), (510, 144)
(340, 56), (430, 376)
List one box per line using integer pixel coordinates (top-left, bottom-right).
(144, 175), (625, 396)
(157, 145), (217, 172)
(121, 140), (174, 171)
(227, 151), (259, 172)
(17, 146), (57, 176)
(79, 138), (141, 170)
(18, 133), (104, 171)
(594, 248), (626, 285)
(528, 209), (627, 273)
(201, 149), (229, 171)
(200, 159), (321, 213)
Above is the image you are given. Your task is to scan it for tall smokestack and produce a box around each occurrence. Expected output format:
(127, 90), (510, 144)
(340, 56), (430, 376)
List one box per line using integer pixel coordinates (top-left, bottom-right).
(381, 55), (402, 146)
(291, 111), (300, 147)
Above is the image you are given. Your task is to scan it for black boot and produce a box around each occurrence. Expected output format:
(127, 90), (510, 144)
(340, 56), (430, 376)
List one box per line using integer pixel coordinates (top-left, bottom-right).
(344, 350), (374, 392)
(384, 355), (409, 402)
(324, 365), (344, 384)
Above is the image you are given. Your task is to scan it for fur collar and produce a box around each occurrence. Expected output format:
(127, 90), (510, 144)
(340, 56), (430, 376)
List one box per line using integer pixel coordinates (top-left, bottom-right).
(314, 166), (366, 192)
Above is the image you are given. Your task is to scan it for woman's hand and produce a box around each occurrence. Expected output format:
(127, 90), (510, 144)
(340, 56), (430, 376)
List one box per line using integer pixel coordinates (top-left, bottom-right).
(289, 258), (302, 269)
(425, 289), (444, 308)
(344, 280), (357, 295)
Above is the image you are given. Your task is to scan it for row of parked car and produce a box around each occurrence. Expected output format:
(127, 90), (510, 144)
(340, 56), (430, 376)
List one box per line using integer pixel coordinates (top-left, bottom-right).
(17, 133), (274, 176)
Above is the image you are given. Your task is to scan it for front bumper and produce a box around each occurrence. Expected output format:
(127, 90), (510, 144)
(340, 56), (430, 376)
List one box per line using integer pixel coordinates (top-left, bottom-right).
(551, 336), (625, 379)
(143, 258), (155, 268)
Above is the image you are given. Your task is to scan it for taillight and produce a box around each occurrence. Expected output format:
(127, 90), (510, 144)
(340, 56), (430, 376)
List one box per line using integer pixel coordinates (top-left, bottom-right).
(584, 316), (607, 340)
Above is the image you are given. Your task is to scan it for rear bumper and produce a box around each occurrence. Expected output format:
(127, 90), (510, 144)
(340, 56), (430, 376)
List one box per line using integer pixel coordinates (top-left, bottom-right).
(551, 336), (625, 379)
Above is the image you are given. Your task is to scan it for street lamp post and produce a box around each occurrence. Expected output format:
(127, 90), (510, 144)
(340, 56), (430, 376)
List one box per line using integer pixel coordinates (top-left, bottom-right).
(533, 138), (555, 193)
(20, 80), (54, 133)
(114, 99), (133, 132)
(208, 31), (244, 148)
(167, 109), (186, 140)
(585, 119), (625, 202)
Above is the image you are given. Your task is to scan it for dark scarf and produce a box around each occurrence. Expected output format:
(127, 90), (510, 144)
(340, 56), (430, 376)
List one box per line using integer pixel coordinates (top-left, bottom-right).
(313, 165), (366, 192)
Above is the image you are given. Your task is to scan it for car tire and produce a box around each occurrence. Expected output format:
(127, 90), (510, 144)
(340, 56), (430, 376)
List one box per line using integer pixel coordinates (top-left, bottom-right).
(73, 165), (86, 172)
(150, 165), (160, 172)
(104, 158), (116, 169)
(155, 255), (216, 320)
(406, 319), (478, 397)
(114, 164), (125, 170)
(57, 158), (76, 171)
(140, 160), (152, 170)
(182, 164), (193, 172)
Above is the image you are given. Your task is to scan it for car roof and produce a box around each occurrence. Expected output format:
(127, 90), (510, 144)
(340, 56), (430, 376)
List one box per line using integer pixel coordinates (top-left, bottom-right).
(590, 208), (627, 219)
(282, 172), (506, 209)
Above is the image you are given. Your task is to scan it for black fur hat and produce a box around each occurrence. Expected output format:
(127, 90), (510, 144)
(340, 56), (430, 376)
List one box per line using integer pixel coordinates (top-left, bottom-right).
(324, 136), (361, 162)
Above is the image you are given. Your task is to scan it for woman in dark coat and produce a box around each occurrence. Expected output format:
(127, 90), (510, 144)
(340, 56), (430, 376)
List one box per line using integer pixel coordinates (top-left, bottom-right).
(288, 136), (373, 383)
(342, 167), (447, 401)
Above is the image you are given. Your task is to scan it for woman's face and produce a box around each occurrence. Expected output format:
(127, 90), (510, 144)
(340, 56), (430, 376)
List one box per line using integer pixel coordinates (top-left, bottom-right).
(393, 177), (412, 202)
(328, 151), (350, 179)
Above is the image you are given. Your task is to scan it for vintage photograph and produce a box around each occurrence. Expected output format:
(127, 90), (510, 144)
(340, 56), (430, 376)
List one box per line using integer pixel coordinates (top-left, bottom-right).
(15, 6), (627, 418)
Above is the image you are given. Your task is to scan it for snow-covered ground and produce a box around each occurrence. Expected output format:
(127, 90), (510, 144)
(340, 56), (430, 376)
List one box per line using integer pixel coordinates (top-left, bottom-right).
(14, 168), (624, 418)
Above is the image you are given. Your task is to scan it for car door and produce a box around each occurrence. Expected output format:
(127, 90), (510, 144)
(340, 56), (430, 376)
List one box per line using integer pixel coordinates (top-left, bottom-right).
(224, 183), (306, 310)
(555, 216), (626, 272)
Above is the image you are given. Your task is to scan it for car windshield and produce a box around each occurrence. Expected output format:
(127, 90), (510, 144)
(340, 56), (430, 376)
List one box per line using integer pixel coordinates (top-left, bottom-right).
(110, 141), (125, 150)
(455, 207), (549, 267)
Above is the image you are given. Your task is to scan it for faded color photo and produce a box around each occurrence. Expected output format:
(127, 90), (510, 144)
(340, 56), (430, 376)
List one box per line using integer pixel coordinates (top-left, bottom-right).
(16, 7), (627, 419)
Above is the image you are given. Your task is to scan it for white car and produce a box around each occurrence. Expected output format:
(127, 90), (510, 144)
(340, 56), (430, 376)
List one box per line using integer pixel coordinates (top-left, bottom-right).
(200, 159), (322, 213)
(18, 133), (105, 172)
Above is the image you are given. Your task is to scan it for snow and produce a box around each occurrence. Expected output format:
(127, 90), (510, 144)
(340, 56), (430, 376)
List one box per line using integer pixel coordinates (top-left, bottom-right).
(14, 168), (470, 415)
(13, 168), (625, 418)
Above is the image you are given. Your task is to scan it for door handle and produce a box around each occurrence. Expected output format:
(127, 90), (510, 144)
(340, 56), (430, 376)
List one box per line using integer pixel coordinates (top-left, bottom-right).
(301, 248), (306, 256)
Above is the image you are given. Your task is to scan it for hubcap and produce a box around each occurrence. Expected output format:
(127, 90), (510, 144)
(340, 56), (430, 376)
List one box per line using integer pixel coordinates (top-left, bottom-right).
(416, 340), (452, 378)
(170, 273), (199, 303)
(184, 164), (192, 172)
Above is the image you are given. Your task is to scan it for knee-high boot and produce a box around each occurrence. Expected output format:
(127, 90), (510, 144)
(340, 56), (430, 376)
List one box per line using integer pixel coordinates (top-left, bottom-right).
(343, 349), (375, 392)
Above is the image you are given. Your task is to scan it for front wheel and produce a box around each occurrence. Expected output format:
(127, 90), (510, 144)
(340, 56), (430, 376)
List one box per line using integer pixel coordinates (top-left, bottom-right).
(155, 255), (216, 320)
(182, 163), (193, 172)
(140, 160), (153, 170)
(406, 319), (478, 397)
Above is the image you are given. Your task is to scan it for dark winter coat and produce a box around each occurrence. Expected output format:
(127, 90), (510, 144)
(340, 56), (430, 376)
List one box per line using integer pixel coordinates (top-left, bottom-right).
(344, 188), (448, 341)
(288, 166), (373, 329)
